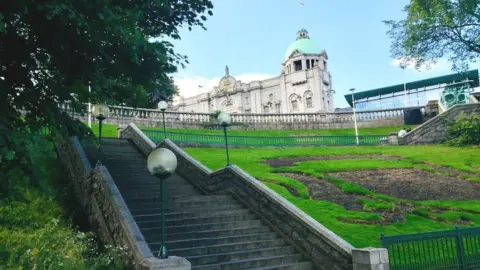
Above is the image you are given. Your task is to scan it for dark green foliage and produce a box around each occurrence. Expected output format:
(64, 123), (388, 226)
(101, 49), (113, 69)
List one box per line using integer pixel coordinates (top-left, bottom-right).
(445, 112), (480, 146)
(384, 0), (480, 71)
(0, 0), (213, 196)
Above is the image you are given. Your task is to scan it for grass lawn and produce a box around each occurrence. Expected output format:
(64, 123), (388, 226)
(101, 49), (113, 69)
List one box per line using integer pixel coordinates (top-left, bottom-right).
(184, 145), (480, 248)
(90, 123), (118, 138)
(142, 125), (415, 137)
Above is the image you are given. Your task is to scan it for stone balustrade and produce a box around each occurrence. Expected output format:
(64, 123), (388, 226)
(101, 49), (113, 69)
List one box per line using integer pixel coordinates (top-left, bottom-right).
(60, 102), (424, 130)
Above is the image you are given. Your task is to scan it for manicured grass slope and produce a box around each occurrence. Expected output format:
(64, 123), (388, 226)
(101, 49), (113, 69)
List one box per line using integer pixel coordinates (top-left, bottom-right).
(142, 125), (415, 136)
(90, 123), (118, 138)
(184, 146), (480, 248)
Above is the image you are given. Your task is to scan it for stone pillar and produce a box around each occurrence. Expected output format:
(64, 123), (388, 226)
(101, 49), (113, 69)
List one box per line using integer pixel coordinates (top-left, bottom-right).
(388, 132), (398, 145)
(142, 256), (191, 270)
(425, 100), (440, 117)
(352, 248), (389, 270)
(117, 124), (128, 138)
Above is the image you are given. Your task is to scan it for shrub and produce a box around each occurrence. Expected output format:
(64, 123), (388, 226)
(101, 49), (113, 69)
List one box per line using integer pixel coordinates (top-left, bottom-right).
(0, 126), (123, 269)
(0, 196), (124, 269)
(445, 112), (480, 146)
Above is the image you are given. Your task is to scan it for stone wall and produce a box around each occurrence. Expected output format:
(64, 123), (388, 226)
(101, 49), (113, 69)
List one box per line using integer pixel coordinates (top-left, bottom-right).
(57, 136), (190, 270)
(399, 103), (480, 145)
(120, 123), (355, 270)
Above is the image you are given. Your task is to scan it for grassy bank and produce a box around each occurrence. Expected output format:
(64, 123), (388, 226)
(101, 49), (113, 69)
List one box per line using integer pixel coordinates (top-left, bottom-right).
(0, 132), (122, 269)
(142, 125), (414, 136)
(185, 145), (480, 248)
(95, 123), (413, 139)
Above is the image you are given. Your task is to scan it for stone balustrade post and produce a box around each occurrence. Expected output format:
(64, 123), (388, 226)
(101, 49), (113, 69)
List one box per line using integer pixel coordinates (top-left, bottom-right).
(388, 132), (399, 145)
(352, 248), (389, 270)
(425, 100), (440, 117)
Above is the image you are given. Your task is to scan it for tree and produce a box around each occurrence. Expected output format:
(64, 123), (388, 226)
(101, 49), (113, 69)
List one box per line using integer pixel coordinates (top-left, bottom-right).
(0, 0), (213, 196)
(384, 0), (480, 71)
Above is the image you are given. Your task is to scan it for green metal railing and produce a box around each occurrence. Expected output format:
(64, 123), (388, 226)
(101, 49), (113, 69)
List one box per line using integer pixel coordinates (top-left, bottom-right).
(142, 130), (389, 146)
(382, 227), (480, 270)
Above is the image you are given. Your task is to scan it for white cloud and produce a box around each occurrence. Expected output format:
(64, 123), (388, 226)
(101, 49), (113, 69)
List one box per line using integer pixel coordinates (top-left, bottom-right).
(391, 57), (451, 73)
(172, 72), (275, 99)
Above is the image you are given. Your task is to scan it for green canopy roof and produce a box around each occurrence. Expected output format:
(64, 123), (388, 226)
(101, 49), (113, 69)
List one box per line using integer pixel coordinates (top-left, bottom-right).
(344, 69), (479, 107)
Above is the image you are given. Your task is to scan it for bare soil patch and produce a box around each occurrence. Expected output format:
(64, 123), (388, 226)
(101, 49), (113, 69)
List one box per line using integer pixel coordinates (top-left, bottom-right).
(279, 173), (363, 211)
(278, 172), (408, 225)
(327, 169), (480, 201)
(265, 155), (402, 168)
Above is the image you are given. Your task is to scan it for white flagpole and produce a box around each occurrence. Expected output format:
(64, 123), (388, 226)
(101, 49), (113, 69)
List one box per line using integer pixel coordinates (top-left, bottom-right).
(88, 84), (92, 128)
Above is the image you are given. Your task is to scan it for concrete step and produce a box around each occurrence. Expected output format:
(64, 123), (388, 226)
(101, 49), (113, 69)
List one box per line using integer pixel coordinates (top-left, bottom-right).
(127, 198), (241, 210)
(120, 184), (198, 193)
(187, 246), (295, 266)
(169, 239), (286, 257)
(126, 195), (234, 204)
(245, 261), (312, 270)
(136, 212), (257, 228)
(133, 209), (251, 223)
(150, 233), (278, 251)
(129, 203), (244, 216)
(153, 226), (271, 242)
(141, 220), (264, 235)
(191, 254), (304, 270)
(118, 185), (197, 193)
(122, 189), (201, 198)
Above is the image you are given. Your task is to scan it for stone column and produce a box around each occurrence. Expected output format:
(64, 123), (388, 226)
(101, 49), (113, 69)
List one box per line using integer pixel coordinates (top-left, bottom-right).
(117, 124), (128, 138)
(425, 100), (440, 117)
(352, 248), (389, 270)
(388, 132), (399, 145)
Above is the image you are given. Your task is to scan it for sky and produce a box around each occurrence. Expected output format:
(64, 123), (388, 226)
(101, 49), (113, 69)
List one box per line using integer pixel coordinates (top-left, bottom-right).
(167, 0), (479, 108)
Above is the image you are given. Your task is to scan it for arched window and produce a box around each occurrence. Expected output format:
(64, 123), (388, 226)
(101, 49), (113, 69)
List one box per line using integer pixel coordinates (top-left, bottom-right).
(289, 94), (300, 111)
(304, 91), (313, 108)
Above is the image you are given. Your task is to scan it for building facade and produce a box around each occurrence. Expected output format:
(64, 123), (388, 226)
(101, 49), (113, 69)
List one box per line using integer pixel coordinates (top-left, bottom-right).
(174, 29), (335, 114)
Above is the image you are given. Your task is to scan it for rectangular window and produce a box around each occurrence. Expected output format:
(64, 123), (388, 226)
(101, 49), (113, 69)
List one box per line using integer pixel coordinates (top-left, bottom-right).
(292, 100), (298, 111)
(323, 60), (327, 70)
(264, 106), (269, 113)
(306, 60), (311, 69)
(294, 60), (302, 71)
(306, 97), (313, 108)
(244, 109), (251, 113)
(275, 103), (281, 113)
(244, 96), (249, 104)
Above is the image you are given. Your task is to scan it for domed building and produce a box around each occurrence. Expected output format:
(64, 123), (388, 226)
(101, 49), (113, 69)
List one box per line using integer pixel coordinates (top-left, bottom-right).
(176, 29), (334, 114)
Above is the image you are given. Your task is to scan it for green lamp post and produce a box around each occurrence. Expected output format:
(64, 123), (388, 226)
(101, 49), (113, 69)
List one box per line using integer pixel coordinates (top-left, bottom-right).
(147, 147), (178, 259)
(92, 103), (111, 165)
(158, 100), (168, 138)
(217, 112), (232, 167)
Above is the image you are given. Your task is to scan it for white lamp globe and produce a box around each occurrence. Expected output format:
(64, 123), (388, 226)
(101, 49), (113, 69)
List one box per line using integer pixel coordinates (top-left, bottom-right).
(92, 104), (111, 118)
(217, 112), (232, 126)
(398, 129), (407, 137)
(158, 100), (168, 111)
(147, 148), (178, 178)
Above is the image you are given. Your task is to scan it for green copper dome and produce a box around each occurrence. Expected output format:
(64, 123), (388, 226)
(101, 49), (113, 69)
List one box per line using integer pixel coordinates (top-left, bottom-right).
(284, 29), (320, 60)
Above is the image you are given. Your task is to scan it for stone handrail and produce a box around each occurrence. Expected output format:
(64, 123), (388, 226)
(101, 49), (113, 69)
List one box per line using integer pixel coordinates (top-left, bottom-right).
(399, 103), (480, 145)
(57, 136), (190, 269)
(120, 123), (355, 270)
(60, 102), (423, 124)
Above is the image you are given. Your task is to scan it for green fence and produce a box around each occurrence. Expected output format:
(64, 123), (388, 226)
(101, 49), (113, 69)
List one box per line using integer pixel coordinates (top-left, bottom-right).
(142, 130), (388, 147)
(382, 227), (480, 270)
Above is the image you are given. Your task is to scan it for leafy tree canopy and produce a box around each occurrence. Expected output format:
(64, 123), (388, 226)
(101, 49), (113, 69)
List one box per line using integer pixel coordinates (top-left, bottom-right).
(0, 0), (213, 195)
(384, 0), (480, 71)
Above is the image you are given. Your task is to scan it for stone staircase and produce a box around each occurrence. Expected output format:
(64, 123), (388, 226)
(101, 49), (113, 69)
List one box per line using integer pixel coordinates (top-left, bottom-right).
(398, 103), (480, 145)
(84, 138), (312, 269)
